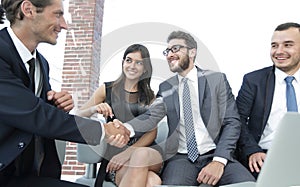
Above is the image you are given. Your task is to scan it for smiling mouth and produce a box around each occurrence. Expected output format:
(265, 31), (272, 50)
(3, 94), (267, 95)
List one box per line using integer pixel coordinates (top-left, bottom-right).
(276, 57), (288, 60)
(127, 70), (137, 74)
(169, 59), (179, 64)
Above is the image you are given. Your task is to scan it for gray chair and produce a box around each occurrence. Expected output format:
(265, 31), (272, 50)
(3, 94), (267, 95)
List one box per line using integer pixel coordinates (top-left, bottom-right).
(55, 140), (67, 165)
(75, 117), (168, 187)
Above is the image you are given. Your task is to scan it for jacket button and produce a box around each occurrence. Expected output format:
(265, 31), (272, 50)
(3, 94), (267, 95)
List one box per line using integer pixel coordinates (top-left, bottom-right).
(18, 142), (25, 149)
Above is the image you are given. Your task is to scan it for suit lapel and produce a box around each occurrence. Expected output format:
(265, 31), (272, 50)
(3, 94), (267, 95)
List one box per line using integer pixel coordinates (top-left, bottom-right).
(197, 68), (206, 111)
(36, 52), (50, 100)
(262, 67), (276, 128)
(169, 76), (180, 118)
(0, 28), (31, 86)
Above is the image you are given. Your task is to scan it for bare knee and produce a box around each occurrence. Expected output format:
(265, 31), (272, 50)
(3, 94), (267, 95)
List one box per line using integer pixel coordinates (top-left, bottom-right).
(129, 147), (153, 166)
(146, 171), (162, 187)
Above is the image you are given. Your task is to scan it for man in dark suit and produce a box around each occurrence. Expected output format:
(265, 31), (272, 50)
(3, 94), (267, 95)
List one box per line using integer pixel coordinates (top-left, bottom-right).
(120, 31), (255, 186)
(0, 0), (130, 186)
(236, 22), (300, 179)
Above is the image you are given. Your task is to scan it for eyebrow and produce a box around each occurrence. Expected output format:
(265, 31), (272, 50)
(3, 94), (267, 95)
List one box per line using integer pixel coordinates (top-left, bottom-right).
(54, 10), (64, 15)
(271, 40), (295, 45)
(125, 57), (143, 61)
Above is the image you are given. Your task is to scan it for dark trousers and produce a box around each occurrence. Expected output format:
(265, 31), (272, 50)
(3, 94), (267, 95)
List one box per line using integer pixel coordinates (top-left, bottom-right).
(1, 176), (88, 187)
(0, 140), (86, 187)
(161, 151), (255, 186)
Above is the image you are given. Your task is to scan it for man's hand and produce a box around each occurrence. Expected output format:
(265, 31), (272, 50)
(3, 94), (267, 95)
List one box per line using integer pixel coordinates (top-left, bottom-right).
(104, 120), (130, 148)
(47, 90), (74, 112)
(248, 152), (266, 173)
(197, 161), (224, 186)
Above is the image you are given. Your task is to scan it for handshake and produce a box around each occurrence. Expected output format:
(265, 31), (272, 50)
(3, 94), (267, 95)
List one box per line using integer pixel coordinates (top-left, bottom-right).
(103, 119), (131, 148)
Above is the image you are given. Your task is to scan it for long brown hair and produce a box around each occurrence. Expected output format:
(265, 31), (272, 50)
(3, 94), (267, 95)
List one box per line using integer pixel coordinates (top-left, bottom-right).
(111, 44), (154, 105)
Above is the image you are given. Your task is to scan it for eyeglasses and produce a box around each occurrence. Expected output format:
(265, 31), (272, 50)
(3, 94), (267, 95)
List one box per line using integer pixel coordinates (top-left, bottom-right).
(163, 45), (192, 56)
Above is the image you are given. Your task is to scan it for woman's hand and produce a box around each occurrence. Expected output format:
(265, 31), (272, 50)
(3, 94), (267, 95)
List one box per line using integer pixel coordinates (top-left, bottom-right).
(92, 102), (113, 118)
(106, 148), (134, 172)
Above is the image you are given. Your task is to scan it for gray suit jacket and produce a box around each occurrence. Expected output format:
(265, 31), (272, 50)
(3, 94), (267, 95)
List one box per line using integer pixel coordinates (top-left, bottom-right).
(128, 66), (241, 161)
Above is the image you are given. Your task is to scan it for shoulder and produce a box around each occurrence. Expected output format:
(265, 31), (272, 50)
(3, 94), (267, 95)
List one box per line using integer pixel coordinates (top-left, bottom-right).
(0, 28), (8, 40)
(104, 81), (114, 88)
(0, 28), (17, 60)
(94, 83), (107, 100)
(160, 75), (178, 88)
(197, 67), (228, 83)
(243, 66), (274, 80)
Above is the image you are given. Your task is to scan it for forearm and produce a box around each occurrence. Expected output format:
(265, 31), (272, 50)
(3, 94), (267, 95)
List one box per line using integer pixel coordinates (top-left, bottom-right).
(130, 129), (157, 148)
(127, 97), (166, 136)
(76, 105), (97, 118)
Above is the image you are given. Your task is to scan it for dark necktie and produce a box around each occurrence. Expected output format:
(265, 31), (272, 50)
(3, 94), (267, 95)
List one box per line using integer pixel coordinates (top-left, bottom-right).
(182, 78), (199, 162)
(28, 58), (44, 175)
(27, 58), (35, 92)
(285, 76), (298, 112)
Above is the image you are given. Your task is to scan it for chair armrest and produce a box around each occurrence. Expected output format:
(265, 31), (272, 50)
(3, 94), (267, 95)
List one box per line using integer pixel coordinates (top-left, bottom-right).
(77, 141), (107, 164)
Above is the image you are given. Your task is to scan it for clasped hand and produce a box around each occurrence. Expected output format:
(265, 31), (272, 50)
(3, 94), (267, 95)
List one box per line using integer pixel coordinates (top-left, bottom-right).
(47, 90), (74, 112)
(104, 119), (130, 148)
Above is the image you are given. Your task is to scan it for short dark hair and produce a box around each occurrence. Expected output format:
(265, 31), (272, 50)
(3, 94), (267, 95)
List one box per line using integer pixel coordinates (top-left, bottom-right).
(0, 0), (53, 25)
(0, 4), (5, 24)
(275, 22), (300, 32)
(167, 30), (197, 49)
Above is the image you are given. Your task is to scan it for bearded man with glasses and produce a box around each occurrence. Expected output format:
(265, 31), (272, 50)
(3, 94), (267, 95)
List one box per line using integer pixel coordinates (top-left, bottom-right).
(116, 30), (255, 186)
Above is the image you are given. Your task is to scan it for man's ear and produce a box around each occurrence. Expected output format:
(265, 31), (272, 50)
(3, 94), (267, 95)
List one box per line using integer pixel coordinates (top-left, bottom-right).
(189, 48), (197, 58)
(20, 0), (35, 17)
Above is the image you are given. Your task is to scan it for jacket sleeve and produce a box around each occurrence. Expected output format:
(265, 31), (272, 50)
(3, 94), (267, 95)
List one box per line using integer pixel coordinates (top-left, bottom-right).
(236, 75), (264, 159)
(126, 97), (167, 137)
(0, 45), (102, 146)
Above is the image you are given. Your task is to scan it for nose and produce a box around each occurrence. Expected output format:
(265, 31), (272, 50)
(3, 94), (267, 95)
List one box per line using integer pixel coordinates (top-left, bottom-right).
(275, 44), (284, 54)
(60, 16), (68, 30)
(130, 61), (137, 68)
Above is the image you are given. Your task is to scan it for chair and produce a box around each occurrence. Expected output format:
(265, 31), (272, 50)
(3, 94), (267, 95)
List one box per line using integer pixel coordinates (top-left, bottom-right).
(75, 117), (168, 187)
(55, 140), (67, 165)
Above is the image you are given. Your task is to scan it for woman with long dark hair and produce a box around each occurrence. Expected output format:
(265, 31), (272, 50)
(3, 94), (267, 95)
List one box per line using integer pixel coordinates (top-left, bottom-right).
(77, 44), (163, 187)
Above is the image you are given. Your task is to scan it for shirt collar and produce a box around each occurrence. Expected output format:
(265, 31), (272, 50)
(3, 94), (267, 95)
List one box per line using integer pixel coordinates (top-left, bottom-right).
(7, 27), (36, 63)
(178, 65), (197, 83)
(275, 67), (300, 83)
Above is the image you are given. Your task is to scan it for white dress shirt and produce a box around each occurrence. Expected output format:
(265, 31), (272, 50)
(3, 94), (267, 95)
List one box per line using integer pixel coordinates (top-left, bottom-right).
(7, 27), (42, 96)
(177, 66), (227, 165)
(259, 68), (300, 149)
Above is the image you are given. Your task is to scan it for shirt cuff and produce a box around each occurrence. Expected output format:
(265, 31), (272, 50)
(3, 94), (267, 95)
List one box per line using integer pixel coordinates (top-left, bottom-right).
(123, 123), (135, 137)
(100, 122), (105, 142)
(213, 156), (228, 166)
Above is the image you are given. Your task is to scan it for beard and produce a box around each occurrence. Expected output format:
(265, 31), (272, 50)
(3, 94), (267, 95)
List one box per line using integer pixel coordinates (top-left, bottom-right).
(169, 54), (190, 73)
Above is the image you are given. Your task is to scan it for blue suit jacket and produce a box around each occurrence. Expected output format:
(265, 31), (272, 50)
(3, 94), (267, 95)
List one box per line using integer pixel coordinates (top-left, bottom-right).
(0, 28), (102, 177)
(128, 66), (241, 161)
(236, 66), (275, 161)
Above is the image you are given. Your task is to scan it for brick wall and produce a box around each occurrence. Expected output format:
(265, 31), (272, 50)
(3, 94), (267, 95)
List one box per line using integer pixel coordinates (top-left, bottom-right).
(61, 0), (105, 176)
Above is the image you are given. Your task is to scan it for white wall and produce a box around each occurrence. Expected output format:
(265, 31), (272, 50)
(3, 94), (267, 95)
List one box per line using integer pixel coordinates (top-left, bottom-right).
(1, 0), (300, 96)
(100, 0), (300, 95)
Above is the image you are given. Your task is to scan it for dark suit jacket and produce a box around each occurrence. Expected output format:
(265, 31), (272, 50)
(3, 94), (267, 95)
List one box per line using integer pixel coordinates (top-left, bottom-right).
(0, 28), (102, 178)
(236, 66), (275, 162)
(128, 66), (241, 161)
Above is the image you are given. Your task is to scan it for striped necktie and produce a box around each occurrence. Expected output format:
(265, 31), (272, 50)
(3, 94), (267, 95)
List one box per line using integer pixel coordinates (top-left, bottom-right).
(182, 78), (199, 162)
